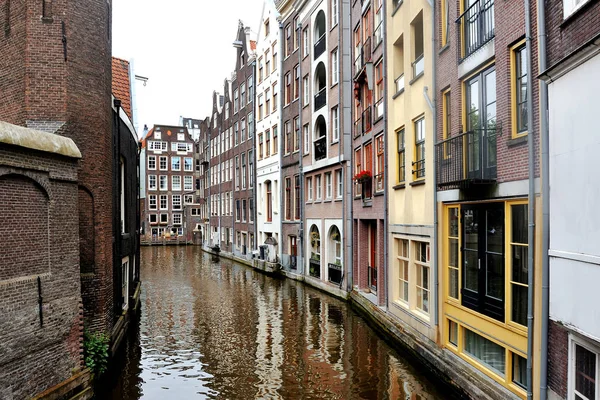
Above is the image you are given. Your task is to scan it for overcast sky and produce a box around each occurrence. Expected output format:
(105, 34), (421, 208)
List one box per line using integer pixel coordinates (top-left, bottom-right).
(113, 0), (263, 134)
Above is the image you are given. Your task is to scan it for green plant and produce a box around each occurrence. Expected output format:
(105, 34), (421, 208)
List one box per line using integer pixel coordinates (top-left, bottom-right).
(83, 331), (110, 376)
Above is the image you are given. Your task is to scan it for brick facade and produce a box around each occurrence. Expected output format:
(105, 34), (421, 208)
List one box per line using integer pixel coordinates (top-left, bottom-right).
(547, 321), (569, 399)
(0, 131), (82, 400)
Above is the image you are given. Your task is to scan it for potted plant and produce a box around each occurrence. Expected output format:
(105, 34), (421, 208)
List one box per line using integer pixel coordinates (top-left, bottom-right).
(310, 231), (320, 248)
(353, 170), (372, 184)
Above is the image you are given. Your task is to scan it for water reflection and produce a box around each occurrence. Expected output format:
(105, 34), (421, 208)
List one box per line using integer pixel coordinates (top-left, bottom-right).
(100, 246), (450, 399)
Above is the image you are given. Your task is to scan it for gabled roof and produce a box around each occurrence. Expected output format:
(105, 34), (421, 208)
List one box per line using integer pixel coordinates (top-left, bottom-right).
(111, 57), (133, 120)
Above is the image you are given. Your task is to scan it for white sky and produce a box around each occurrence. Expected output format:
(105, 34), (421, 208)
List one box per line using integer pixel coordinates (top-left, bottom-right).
(112, 0), (263, 133)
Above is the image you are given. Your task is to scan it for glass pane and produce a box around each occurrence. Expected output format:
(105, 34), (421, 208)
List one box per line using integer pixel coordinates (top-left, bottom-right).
(465, 250), (479, 291)
(449, 268), (459, 299)
(486, 207), (504, 254)
(464, 329), (506, 376)
(512, 245), (528, 284)
(449, 320), (458, 346)
(512, 354), (527, 389)
(575, 344), (597, 400)
(449, 238), (459, 267)
(467, 80), (480, 130)
(464, 209), (478, 250)
(486, 253), (504, 300)
(512, 284), (527, 326)
(423, 291), (429, 312)
(422, 266), (429, 289)
(512, 204), (528, 244)
(449, 208), (459, 237)
(403, 281), (409, 301)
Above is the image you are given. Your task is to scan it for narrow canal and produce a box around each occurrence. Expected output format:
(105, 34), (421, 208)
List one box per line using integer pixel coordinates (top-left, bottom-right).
(100, 246), (453, 399)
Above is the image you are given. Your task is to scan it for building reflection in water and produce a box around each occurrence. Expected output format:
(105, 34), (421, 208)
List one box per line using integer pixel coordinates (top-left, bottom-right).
(101, 246), (450, 399)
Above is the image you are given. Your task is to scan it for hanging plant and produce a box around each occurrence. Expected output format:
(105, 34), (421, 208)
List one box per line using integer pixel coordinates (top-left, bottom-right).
(310, 231), (320, 248)
(353, 170), (372, 183)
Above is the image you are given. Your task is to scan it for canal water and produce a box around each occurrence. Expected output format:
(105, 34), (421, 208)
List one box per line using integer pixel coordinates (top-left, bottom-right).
(99, 246), (454, 399)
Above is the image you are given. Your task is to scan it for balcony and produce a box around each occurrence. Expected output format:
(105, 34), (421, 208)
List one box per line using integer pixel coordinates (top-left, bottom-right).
(412, 54), (424, 79)
(354, 44), (363, 73)
(354, 116), (363, 138)
(435, 124), (501, 189)
(354, 38), (372, 79)
(314, 35), (326, 60)
(457, 0), (495, 61)
(328, 263), (343, 285)
(314, 88), (326, 112)
(314, 137), (326, 161)
(374, 99), (384, 121)
(368, 265), (377, 291)
(362, 106), (372, 134)
(395, 74), (405, 94)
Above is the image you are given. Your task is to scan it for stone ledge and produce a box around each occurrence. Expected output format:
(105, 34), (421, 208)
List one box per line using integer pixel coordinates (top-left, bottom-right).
(0, 121), (81, 159)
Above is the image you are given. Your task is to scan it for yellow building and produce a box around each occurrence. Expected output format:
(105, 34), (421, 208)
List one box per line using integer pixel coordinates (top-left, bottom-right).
(386, 0), (436, 342)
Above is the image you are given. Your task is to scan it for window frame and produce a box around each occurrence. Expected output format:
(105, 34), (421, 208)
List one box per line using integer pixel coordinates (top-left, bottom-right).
(413, 116), (425, 180)
(511, 40), (528, 138)
(397, 128), (405, 184)
(569, 334), (600, 400)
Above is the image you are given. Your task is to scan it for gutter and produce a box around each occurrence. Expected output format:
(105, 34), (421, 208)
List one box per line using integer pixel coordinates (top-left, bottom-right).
(429, 0), (439, 327)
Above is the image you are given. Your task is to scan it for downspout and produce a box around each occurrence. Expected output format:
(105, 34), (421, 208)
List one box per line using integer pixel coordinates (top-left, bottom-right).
(537, 0), (550, 397)
(337, 0), (346, 291)
(382, 0), (388, 305)
(342, 0), (353, 292)
(430, 0), (439, 327)
(297, 18), (305, 273)
(252, 60), (258, 254)
(114, 99), (122, 315)
(278, 21), (287, 266)
(524, 0), (537, 396)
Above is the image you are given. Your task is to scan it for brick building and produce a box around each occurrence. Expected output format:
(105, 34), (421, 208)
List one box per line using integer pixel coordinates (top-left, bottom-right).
(0, 0), (140, 363)
(352, 0), (386, 307)
(539, 2), (600, 400)
(435, 0), (542, 395)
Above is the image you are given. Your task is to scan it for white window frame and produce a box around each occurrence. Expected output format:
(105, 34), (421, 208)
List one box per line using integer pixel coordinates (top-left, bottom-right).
(563, 0), (591, 19)
(171, 175), (181, 191)
(159, 175), (168, 191)
(148, 214), (158, 224)
(172, 195), (182, 210)
(154, 131), (161, 140)
(159, 156), (168, 171)
(332, 106), (339, 142)
(184, 157), (193, 171)
(149, 195), (157, 210)
(331, 49), (339, 85)
(325, 172), (332, 199)
(332, 0), (338, 26)
(303, 76), (310, 106)
(171, 157), (181, 171)
(184, 175), (193, 191)
(307, 177), (313, 201)
(569, 334), (600, 400)
(316, 175), (322, 200)
(177, 133), (184, 141)
(148, 175), (157, 190)
(148, 156), (156, 170)
(414, 241), (431, 315)
(173, 213), (182, 225)
(336, 169), (343, 198)
(159, 195), (168, 210)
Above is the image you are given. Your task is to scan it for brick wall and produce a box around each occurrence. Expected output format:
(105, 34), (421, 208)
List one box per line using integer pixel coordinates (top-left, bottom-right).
(0, 144), (82, 400)
(548, 320), (569, 399)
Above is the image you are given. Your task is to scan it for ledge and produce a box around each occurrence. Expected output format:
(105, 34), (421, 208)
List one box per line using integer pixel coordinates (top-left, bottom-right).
(0, 121), (81, 158)
(507, 135), (528, 147)
(392, 183), (406, 190)
(409, 72), (424, 86)
(409, 180), (426, 187)
(439, 43), (450, 55)
(392, 88), (405, 99)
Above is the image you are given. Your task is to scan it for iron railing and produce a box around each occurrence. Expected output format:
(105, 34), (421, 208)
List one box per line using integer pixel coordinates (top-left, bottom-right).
(412, 54), (424, 78)
(368, 265), (377, 291)
(314, 87), (326, 112)
(328, 263), (343, 285)
(435, 124), (501, 189)
(412, 157), (425, 179)
(309, 258), (321, 278)
(314, 137), (327, 161)
(456, 0), (495, 61)
(362, 106), (372, 134)
(395, 74), (405, 94)
(354, 116), (363, 138)
(314, 35), (326, 59)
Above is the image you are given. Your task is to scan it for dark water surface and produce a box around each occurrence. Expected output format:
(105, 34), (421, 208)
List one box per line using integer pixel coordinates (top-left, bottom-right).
(99, 246), (453, 399)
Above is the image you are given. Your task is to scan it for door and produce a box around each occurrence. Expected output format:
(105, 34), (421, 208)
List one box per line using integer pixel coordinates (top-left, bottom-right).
(461, 203), (504, 321)
(369, 222), (377, 291)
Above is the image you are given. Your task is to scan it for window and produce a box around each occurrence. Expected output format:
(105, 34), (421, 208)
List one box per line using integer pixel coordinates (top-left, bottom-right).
(159, 156), (167, 170)
(242, 199), (247, 222)
(303, 76), (310, 106)
(248, 112), (254, 139)
(316, 175), (322, 200)
(411, 12), (424, 78)
(171, 156), (181, 171)
(258, 133), (264, 159)
(236, 200), (240, 221)
(330, 106), (339, 143)
(512, 43), (528, 137)
(303, 28), (309, 58)
(159, 195), (168, 210)
(154, 130), (161, 140)
(265, 50), (271, 76)
(149, 195), (157, 210)
(285, 73), (291, 105)
(184, 157), (193, 171)
(159, 175), (168, 191)
(570, 337), (599, 400)
(374, 0), (383, 46)
(441, 0), (449, 46)
(234, 89), (239, 114)
(235, 156), (240, 190)
(172, 195), (181, 210)
(331, 49), (338, 85)
(563, 0), (591, 19)
(272, 43), (278, 71)
(249, 198), (254, 222)
(259, 58), (264, 82)
(241, 153), (247, 189)
(184, 176), (193, 191)
(264, 19), (270, 37)
(413, 118), (425, 179)
(464, 329), (506, 376)
(294, 117), (300, 152)
(512, 353), (527, 389)
(415, 241), (430, 313)
(286, 24), (292, 57)
(172, 175), (181, 191)
(148, 175), (157, 190)
(249, 150), (254, 188)
(160, 214), (168, 223)
(331, 0), (338, 26)
(375, 60), (384, 119)
(355, 147), (362, 196)
(285, 177), (292, 220)
(442, 90), (451, 158)
(266, 89), (271, 117)
(303, 124), (309, 154)
(509, 203), (528, 326)
(173, 213), (182, 225)
(240, 82), (247, 106)
(335, 169), (343, 198)
(265, 129), (271, 157)
(149, 214), (158, 224)
(294, 65), (300, 100)
(266, 181), (272, 222)
(241, 118), (246, 142)
(184, 195), (193, 204)
(258, 94), (264, 120)
(285, 120), (292, 154)
(294, 175), (300, 219)
(397, 239), (409, 303)
(248, 76), (254, 104)
(273, 125), (278, 154)
(447, 207), (460, 299)
(448, 320), (458, 347)
(234, 122), (239, 146)
(307, 176), (313, 201)
(294, 17), (299, 50)
(148, 156), (156, 170)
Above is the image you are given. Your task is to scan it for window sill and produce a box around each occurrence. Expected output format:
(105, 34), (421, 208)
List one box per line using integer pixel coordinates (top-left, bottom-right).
(410, 180), (426, 187)
(439, 43), (450, 55)
(409, 72), (424, 86)
(373, 114), (384, 124)
(323, 199), (333, 203)
(374, 191), (384, 197)
(393, 183), (405, 190)
(334, 198), (342, 202)
(331, 82), (339, 90)
(303, 103), (309, 109)
(507, 134), (528, 147)
(392, 88), (405, 99)
(391, 1), (403, 17)
(330, 23), (338, 33)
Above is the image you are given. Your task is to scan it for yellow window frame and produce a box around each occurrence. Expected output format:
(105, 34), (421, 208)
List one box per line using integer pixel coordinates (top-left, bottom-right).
(510, 39), (528, 139)
(505, 199), (529, 333)
(412, 115), (426, 181)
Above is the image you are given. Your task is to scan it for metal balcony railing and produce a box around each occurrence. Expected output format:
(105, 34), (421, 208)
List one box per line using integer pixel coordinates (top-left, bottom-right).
(354, 116), (363, 138)
(314, 137), (327, 161)
(309, 258), (321, 278)
(456, 0), (495, 61)
(368, 265), (377, 291)
(412, 54), (424, 78)
(435, 124), (501, 189)
(328, 263), (343, 285)
(314, 87), (326, 112)
(374, 99), (384, 121)
(362, 106), (372, 134)
(395, 74), (405, 94)
(314, 35), (326, 60)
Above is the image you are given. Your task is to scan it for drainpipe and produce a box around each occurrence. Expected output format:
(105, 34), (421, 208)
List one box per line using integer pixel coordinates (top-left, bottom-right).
(524, 0), (537, 396)
(342, 0), (353, 292)
(537, 0), (550, 397)
(429, 0), (439, 327)
(297, 18), (305, 274)
(278, 21), (287, 267)
(381, 0), (389, 307)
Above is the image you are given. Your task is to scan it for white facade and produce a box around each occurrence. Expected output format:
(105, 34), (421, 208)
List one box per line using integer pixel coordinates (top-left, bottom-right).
(548, 53), (600, 342)
(256, 0), (281, 262)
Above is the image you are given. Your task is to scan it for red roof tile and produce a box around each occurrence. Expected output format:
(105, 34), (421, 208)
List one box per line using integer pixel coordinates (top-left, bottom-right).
(112, 57), (133, 121)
